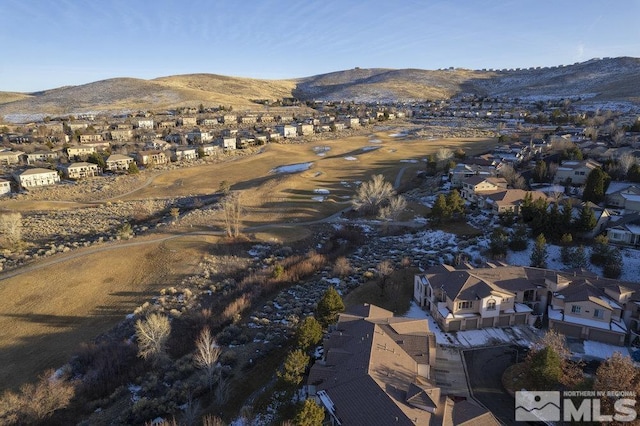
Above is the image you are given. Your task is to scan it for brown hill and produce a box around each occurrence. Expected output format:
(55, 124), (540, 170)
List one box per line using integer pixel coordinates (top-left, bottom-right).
(1, 57), (638, 121)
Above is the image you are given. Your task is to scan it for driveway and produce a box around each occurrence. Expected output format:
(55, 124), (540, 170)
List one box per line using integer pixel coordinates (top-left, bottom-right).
(463, 345), (528, 425)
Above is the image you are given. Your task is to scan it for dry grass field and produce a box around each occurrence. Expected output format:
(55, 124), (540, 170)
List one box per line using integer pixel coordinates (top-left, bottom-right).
(0, 131), (497, 392)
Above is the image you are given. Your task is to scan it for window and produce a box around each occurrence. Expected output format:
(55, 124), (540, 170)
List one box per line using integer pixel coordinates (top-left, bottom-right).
(594, 309), (604, 319)
(457, 301), (472, 310)
(486, 299), (496, 311)
(571, 305), (582, 314)
(523, 289), (535, 302)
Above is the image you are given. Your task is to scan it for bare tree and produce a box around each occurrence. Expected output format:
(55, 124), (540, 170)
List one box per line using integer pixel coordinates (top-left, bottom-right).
(618, 152), (636, 176)
(214, 375), (230, 405)
(611, 129), (625, 146)
(135, 313), (171, 363)
(499, 164), (527, 189)
(194, 327), (221, 391)
(170, 207), (180, 222)
(333, 256), (352, 277)
(378, 195), (407, 221)
(376, 259), (394, 296)
(351, 174), (395, 215)
(584, 126), (598, 141)
(0, 212), (22, 250)
(220, 191), (242, 238)
(436, 147), (453, 163)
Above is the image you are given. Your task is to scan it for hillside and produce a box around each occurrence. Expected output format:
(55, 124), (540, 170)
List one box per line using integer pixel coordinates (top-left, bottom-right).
(0, 57), (639, 120)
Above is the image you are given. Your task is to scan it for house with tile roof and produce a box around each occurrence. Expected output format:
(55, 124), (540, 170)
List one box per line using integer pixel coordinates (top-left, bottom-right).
(415, 264), (640, 346)
(306, 304), (499, 425)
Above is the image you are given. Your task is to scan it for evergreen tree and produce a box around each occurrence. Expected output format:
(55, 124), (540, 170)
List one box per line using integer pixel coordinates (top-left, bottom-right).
(529, 346), (563, 390)
(278, 349), (310, 387)
(530, 234), (548, 268)
(574, 204), (597, 234)
(489, 227), (509, 259)
(582, 168), (611, 204)
(570, 245), (588, 269)
(603, 248), (623, 279)
(560, 233), (573, 265)
(446, 189), (465, 220)
(560, 200), (574, 236)
(430, 194), (449, 223)
(590, 235), (611, 266)
(508, 223), (529, 251)
(315, 286), (345, 328)
(295, 399), (325, 426)
(296, 317), (323, 351)
(545, 202), (561, 241)
(533, 160), (548, 183)
(628, 163), (640, 182)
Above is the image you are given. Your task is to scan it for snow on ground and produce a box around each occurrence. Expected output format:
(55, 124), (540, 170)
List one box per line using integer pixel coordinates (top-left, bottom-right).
(400, 159), (418, 163)
(311, 196), (325, 202)
(271, 162), (313, 174)
(361, 146), (380, 151)
(389, 132), (407, 138)
(580, 340), (630, 360)
(506, 244), (640, 283)
(313, 189), (330, 194)
(344, 156), (358, 161)
(403, 302), (537, 348)
(369, 138), (382, 143)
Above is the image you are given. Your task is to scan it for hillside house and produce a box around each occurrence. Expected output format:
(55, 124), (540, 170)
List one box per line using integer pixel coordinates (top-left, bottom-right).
(200, 118), (219, 127)
(0, 150), (24, 166)
(181, 117), (197, 127)
(173, 146), (198, 161)
(0, 179), (11, 195)
(415, 264), (640, 346)
(306, 303), (498, 426)
(79, 134), (104, 143)
(136, 150), (167, 166)
(480, 189), (547, 214)
(134, 118), (154, 130)
(240, 115), (257, 124)
(297, 123), (314, 136)
(460, 176), (507, 203)
(26, 151), (59, 165)
(275, 124), (297, 138)
(606, 183), (640, 212)
(187, 130), (214, 143)
(13, 167), (60, 189)
(67, 122), (89, 132)
(201, 144), (220, 157)
(259, 114), (274, 123)
(105, 154), (134, 172)
(66, 145), (96, 160)
(57, 162), (99, 179)
(554, 159), (601, 186)
(222, 114), (237, 124)
(110, 129), (133, 142)
(449, 163), (497, 187)
(217, 137), (237, 150)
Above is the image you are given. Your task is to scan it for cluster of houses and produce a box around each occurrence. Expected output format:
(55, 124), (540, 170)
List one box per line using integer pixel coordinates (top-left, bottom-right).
(0, 106), (405, 193)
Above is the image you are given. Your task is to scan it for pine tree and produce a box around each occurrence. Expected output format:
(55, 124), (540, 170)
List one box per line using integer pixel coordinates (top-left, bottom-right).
(430, 194), (449, 223)
(560, 233), (573, 264)
(315, 286), (345, 328)
(529, 346), (563, 390)
(603, 248), (623, 279)
(489, 227), (509, 259)
(570, 245), (588, 269)
(508, 223), (529, 251)
(446, 189), (465, 219)
(582, 168), (611, 204)
(530, 234), (548, 268)
(574, 204), (597, 234)
(295, 399), (325, 426)
(296, 317), (323, 351)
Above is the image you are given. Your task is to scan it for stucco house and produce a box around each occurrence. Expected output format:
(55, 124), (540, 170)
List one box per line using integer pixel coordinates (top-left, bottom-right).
(173, 146), (198, 161)
(554, 159), (601, 186)
(0, 178), (12, 195)
(0, 150), (24, 166)
(217, 137), (237, 150)
(414, 264), (640, 346)
(57, 162), (99, 179)
(105, 154), (134, 172)
(134, 118), (154, 130)
(275, 124), (297, 138)
(460, 176), (507, 202)
(26, 151), (59, 165)
(606, 182), (640, 212)
(110, 129), (133, 142)
(136, 150), (167, 166)
(12, 167), (60, 189)
(480, 189), (547, 215)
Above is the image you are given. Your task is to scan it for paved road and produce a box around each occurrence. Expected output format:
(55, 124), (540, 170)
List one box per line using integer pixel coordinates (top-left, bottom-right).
(463, 346), (523, 425)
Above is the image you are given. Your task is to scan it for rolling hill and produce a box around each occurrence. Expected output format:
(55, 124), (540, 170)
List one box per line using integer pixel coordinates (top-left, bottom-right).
(0, 57), (638, 121)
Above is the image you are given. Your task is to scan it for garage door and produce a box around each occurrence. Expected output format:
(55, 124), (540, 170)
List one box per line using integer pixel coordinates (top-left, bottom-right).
(514, 314), (527, 325)
(482, 317), (494, 328)
(588, 329), (624, 345)
(551, 322), (582, 338)
(449, 320), (461, 331)
(465, 318), (478, 330)
(498, 315), (511, 327)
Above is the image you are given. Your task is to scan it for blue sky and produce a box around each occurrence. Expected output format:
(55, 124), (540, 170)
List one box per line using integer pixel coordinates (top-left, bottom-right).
(2, 0), (639, 92)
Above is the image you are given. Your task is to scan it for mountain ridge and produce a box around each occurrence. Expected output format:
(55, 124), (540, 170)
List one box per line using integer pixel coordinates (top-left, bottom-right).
(1, 57), (639, 120)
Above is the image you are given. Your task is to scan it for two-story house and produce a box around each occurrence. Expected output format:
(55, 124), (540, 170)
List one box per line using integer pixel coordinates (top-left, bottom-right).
(12, 167), (60, 189)
(136, 150), (167, 166)
(105, 154), (134, 172)
(460, 176), (507, 203)
(57, 162), (99, 179)
(554, 159), (601, 186)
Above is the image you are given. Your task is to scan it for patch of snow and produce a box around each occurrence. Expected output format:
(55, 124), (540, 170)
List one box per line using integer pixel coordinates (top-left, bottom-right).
(271, 162), (313, 174)
(311, 196), (325, 202)
(344, 156), (358, 161)
(369, 138), (382, 143)
(314, 188), (330, 194)
(582, 340), (631, 360)
(400, 159), (418, 163)
(361, 146), (380, 151)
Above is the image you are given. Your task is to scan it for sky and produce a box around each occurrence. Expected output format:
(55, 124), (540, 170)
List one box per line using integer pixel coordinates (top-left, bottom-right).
(1, 0), (639, 93)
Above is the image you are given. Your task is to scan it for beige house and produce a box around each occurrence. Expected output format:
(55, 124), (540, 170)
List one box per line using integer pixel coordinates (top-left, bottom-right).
(58, 162), (99, 179)
(110, 129), (133, 142)
(105, 154), (134, 171)
(307, 304), (498, 426)
(222, 114), (237, 124)
(0, 178), (12, 195)
(26, 151), (58, 165)
(180, 116), (197, 127)
(460, 176), (507, 202)
(217, 137), (237, 150)
(13, 167), (60, 189)
(297, 123), (314, 136)
(67, 145), (96, 160)
(136, 150), (167, 166)
(79, 134), (103, 143)
(481, 189), (547, 214)
(0, 150), (24, 165)
(415, 264), (640, 346)
(173, 146), (198, 161)
(275, 124), (297, 138)
(554, 159), (601, 185)
(134, 118), (154, 130)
